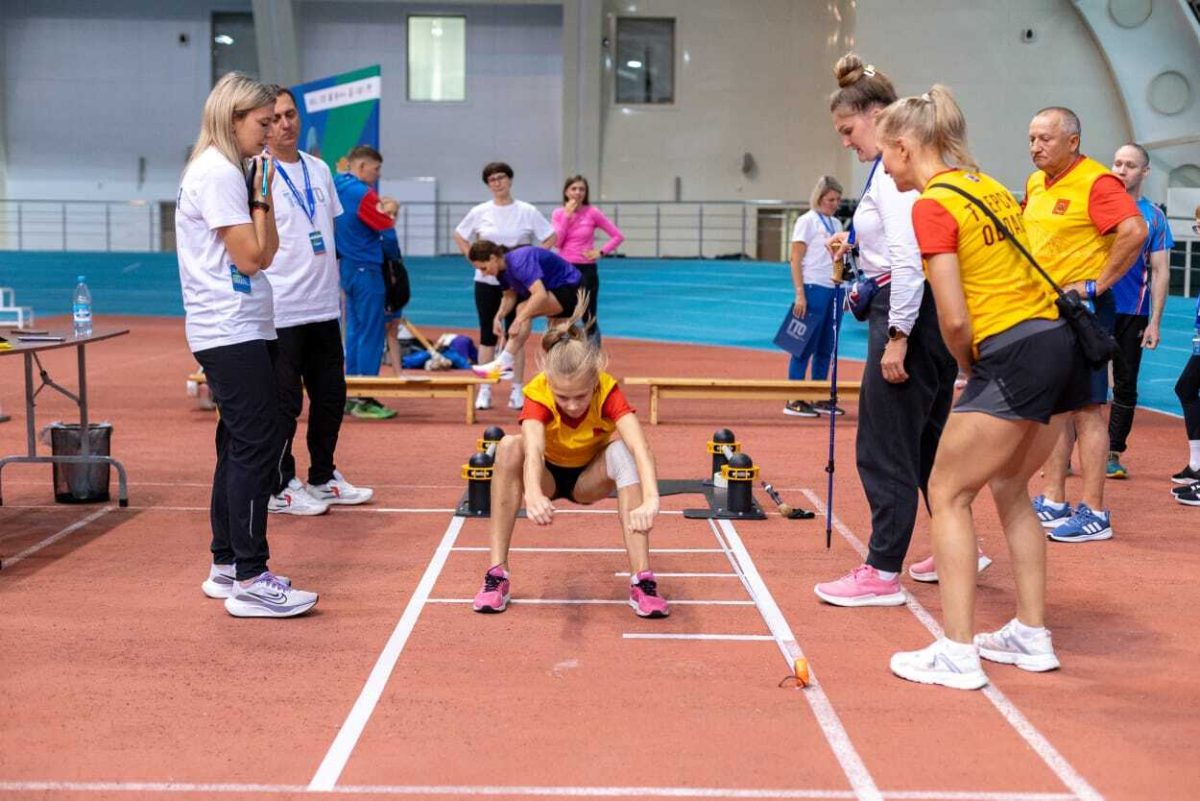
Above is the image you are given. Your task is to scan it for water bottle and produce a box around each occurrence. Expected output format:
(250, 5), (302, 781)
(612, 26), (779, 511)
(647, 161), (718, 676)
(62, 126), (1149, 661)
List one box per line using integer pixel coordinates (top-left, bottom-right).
(72, 275), (93, 338)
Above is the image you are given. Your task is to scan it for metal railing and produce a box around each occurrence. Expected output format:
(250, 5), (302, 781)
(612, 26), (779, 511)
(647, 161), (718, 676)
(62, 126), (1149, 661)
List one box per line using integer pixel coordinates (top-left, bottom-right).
(0, 200), (162, 252)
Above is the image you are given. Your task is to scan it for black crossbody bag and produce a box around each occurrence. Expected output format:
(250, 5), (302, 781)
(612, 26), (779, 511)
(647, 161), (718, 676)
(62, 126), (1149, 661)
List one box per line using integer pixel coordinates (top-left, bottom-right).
(928, 182), (1117, 369)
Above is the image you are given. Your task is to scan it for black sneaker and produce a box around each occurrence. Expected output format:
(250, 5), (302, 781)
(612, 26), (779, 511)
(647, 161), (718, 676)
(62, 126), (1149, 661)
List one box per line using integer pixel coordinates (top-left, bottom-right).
(812, 400), (845, 416)
(1171, 466), (1200, 485)
(1172, 480), (1200, 497)
(783, 400), (819, 418)
(1175, 489), (1200, 507)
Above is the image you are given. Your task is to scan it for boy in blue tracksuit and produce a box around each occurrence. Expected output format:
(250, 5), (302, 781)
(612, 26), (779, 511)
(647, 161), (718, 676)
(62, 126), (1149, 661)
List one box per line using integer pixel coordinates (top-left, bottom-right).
(334, 145), (401, 419)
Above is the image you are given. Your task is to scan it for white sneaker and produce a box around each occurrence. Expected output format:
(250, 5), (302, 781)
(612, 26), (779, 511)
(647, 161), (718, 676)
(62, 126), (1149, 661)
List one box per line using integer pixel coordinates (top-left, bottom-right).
(201, 564), (290, 599)
(907, 551), (993, 583)
(475, 385), (493, 410)
(975, 619), (1061, 672)
(508, 386), (524, 410)
(307, 470), (373, 506)
(890, 638), (988, 690)
(268, 478), (330, 516)
(224, 571), (318, 618)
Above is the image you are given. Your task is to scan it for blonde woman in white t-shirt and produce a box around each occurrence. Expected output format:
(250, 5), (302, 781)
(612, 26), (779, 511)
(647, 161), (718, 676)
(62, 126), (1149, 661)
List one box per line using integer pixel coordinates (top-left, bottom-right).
(176, 71), (317, 619)
(784, 175), (844, 417)
(453, 161), (556, 411)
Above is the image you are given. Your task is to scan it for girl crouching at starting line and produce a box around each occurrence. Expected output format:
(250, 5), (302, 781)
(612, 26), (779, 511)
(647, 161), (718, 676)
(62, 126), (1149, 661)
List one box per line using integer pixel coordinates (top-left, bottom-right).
(472, 296), (670, 618)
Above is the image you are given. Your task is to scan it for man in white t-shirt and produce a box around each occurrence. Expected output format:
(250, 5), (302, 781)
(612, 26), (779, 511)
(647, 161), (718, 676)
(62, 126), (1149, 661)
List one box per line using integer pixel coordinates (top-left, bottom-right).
(263, 87), (373, 516)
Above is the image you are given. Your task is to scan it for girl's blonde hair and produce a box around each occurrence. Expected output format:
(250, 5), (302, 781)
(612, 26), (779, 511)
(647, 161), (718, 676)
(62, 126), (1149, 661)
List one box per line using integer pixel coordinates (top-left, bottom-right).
(809, 175), (843, 211)
(188, 71), (276, 169)
(876, 84), (980, 173)
(539, 289), (607, 384)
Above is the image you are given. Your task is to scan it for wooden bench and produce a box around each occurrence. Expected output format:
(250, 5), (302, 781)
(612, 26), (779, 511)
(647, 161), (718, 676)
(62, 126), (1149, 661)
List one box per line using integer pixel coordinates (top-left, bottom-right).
(188, 372), (499, 424)
(624, 377), (862, 424)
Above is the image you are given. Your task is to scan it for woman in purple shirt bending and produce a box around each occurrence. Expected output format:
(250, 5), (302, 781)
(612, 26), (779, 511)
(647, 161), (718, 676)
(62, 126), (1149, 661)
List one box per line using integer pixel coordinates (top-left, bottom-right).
(469, 242), (583, 379)
(551, 175), (624, 344)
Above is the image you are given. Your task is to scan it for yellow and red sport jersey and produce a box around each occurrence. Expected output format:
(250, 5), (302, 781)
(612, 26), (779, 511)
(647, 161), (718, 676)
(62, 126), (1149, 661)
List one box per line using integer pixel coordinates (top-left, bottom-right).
(519, 371), (633, 468)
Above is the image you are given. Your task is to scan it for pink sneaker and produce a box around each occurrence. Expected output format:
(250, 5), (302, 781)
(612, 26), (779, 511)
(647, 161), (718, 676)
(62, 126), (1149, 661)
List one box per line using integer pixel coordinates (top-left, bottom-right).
(472, 565), (510, 613)
(629, 570), (670, 618)
(814, 564), (905, 607)
(908, 552), (993, 584)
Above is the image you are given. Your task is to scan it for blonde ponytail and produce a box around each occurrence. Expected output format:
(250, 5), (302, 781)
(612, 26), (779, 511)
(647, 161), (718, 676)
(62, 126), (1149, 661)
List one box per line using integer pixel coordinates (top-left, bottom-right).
(877, 84), (979, 173)
(539, 289), (608, 383)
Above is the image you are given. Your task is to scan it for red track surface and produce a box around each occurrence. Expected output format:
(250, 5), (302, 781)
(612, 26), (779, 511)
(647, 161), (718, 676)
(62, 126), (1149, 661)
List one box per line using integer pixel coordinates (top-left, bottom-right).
(1, 315), (1197, 801)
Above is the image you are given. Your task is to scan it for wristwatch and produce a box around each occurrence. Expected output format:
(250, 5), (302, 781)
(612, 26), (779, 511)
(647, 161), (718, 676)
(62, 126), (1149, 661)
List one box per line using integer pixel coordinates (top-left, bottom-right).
(250, 200), (271, 213)
(887, 326), (907, 341)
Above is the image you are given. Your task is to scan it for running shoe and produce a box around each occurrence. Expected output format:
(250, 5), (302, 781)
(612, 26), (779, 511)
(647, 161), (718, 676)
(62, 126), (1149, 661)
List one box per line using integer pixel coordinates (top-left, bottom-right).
(1105, 452), (1128, 480)
(307, 470), (373, 506)
(1047, 503), (1113, 542)
(508, 386), (524, 411)
(350, 398), (397, 420)
(1175, 488), (1200, 507)
(890, 638), (988, 690)
(1032, 495), (1072, 528)
(629, 570), (670, 618)
(812, 400), (845, 416)
(472, 565), (511, 613)
(472, 358), (514, 381)
(974, 619), (1060, 672)
(268, 478), (330, 516)
(475, 384), (493, 410)
(783, 400), (819, 418)
(907, 551), (993, 584)
(224, 572), (318, 618)
(1171, 480), (1199, 497)
(202, 564), (290, 599)
(1171, 465), (1200, 485)
(814, 565), (905, 607)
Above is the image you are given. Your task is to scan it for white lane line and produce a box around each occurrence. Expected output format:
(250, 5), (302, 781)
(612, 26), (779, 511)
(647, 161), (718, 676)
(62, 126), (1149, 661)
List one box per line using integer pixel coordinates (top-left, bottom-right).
(426, 598), (755, 606)
(622, 633), (775, 642)
(800, 489), (1103, 801)
(0, 781), (1079, 799)
(0, 507), (113, 570)
(614, 572), (738, 578)
(308, 515), (465, 791)
(451, 546), (725, 554)
(712, 518), (883, 801)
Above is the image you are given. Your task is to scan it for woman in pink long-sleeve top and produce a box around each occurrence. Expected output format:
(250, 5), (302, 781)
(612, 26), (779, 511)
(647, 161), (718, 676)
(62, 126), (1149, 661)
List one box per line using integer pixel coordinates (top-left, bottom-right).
(551, 175), (624, 344)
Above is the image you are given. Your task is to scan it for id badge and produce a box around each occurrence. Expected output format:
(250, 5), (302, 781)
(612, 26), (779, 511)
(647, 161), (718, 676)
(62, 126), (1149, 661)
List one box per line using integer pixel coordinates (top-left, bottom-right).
(309, 230), (326, 255)
(230, 266), (252, 294)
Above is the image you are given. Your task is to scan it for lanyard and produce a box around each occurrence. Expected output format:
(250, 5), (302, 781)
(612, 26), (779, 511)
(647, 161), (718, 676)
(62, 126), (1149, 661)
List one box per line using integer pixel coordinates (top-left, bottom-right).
(817, 213), (836, 236)
(847, 156), (881, 247)
(273, 156), (316, 226)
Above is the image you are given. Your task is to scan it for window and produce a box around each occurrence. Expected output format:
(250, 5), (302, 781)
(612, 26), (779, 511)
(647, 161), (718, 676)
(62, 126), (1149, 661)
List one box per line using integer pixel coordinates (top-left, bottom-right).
(615, 18), (674, 104)
(211, 12), (258, 85)
(408, 16), (466, 102)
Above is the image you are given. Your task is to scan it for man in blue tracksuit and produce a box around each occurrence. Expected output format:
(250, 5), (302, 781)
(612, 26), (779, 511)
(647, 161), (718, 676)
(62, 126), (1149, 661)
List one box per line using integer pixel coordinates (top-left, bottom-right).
(334, 145), (401, 419)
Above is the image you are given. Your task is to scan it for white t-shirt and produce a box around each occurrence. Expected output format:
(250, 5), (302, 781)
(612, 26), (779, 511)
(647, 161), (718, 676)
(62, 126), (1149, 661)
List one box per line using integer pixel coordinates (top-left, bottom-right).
(790, 210), (842, 288)
(176, 146), (275, 352)
(264, 152), (344, 328)
(455, 200), (554, 285)
(851, 165), (923, 335)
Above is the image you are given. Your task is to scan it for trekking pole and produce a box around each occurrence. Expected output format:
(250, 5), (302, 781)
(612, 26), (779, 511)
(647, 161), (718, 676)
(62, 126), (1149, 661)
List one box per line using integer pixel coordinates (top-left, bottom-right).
(824, 253), (854, 549)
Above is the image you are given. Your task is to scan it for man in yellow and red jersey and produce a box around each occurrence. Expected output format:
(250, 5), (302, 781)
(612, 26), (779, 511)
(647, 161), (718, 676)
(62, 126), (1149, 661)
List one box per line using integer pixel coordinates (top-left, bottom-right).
(1023, 106), (1146, 543)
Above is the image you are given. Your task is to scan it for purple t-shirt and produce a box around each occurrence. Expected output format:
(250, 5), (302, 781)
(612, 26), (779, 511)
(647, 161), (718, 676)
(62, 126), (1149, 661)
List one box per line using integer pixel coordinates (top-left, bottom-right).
(498, 247), (581, 299)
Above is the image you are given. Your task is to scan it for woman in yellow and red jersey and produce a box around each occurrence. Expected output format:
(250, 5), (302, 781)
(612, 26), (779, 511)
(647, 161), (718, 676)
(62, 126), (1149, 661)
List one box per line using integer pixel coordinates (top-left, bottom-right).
(875, 86), (1091, 690)
(471, 291), (669, 619)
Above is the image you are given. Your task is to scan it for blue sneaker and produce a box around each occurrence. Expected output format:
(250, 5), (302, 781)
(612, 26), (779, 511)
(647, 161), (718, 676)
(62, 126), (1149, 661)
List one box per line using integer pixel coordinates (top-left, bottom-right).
(1032, 495), (1072, 529)
(1048, 503), (1113, 543)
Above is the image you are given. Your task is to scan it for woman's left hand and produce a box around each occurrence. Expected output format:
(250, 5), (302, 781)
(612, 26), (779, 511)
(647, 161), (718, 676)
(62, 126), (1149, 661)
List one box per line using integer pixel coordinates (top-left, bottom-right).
(584, 248), (601, 261)
(881, 338), (910, 384)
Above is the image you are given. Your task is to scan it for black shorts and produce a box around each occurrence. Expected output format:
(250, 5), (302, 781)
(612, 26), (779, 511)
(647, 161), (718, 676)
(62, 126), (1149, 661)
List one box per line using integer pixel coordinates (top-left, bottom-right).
(548, 282), (582, 319)
(474, 281), (516, 347)
(954, 319), (1091, 423)
(545, 460), (588, 501)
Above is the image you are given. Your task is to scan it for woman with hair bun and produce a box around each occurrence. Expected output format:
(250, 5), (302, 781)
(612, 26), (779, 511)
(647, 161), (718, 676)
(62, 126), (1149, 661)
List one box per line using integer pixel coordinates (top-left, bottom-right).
(877, 85), (1089, 689)
(470, 293), (669, 620)
(813, 54), (960, 608)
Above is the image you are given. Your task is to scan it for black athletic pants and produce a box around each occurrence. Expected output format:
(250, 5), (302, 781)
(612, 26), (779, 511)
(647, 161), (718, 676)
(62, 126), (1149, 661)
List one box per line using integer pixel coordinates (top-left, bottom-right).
(1108, 313), (1148, 453)
(274, 318), (347, 491)
(194, 339), (281, 582)
(573, 262), (601, 344)
(1177, 354), (1200, 440)
(857, 283), (957, 574)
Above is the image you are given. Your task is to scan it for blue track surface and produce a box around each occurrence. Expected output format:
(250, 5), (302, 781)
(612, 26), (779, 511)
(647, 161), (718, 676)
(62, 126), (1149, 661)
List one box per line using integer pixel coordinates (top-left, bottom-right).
(2, 252), (1195, 415)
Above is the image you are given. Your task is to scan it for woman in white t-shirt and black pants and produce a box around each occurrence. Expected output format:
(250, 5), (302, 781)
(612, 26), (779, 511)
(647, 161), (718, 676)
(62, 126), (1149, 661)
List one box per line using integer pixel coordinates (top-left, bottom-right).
(176, 72), (317, 618)
(453, 162), (556, 411)
(785, 175), (844, 417)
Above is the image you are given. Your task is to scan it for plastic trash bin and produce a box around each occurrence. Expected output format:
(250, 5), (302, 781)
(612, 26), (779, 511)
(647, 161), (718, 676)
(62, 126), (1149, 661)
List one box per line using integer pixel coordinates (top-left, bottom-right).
(48, 422), (112, 503)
